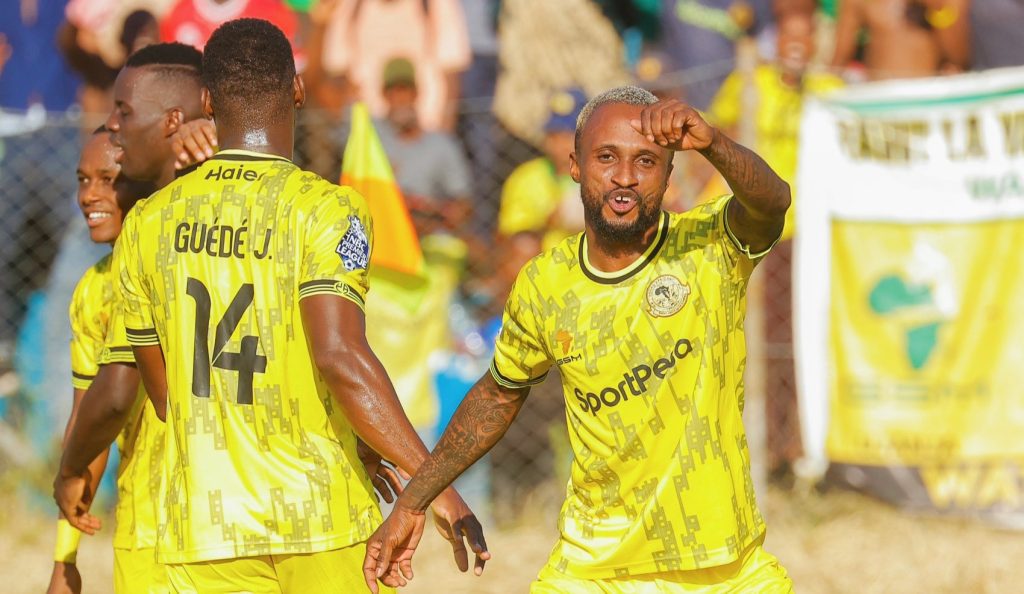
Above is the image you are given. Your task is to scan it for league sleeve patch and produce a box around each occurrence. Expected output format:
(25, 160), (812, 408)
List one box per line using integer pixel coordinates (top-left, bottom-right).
(336, 215), (369, 271)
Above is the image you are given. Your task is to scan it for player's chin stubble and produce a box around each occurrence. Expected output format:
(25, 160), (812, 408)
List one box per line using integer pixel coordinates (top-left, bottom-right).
(581, 190), (662, 246)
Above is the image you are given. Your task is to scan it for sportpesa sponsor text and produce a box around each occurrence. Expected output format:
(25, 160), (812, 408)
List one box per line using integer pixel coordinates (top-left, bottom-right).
(572, 338), (695, 415)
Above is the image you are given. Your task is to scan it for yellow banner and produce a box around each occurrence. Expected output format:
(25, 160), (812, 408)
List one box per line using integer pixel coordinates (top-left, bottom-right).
(828, 220), (1024, 511)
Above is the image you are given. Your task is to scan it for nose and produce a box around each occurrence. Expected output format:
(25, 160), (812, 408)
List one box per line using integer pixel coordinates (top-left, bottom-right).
(79, 182), (99, 208)
(610, 160), (638, 189)
(105, 110), (119, 132)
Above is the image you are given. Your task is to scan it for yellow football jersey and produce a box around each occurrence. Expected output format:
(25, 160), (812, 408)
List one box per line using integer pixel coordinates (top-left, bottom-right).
(70, 254), (115, 390)
(116, 149), (380, 564)
(492, 195), (769, 578)
(69, 254), (165, 551)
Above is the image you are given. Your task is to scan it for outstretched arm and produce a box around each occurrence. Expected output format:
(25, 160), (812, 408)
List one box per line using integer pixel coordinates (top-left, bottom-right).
(397, 372), (527, 511)
(632, 99), (790, 253)
(48, 385), (114, 594)
(300, 295), (489, 582)
(363, 372), (527, 592)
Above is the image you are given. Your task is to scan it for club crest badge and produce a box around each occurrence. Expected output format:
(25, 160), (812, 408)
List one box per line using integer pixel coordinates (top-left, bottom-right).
(336, 216), (369, 271)
(645, 275), (688, 317)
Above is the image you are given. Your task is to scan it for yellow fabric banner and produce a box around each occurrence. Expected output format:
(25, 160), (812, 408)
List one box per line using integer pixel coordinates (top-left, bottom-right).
(827, 220), (1024, 511)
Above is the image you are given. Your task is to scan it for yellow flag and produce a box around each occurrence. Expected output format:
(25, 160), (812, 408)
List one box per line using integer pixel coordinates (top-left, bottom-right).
(340, 102), (424, 277)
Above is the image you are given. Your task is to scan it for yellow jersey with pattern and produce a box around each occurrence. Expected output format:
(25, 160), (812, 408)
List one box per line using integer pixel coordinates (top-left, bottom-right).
(69, 254), (165, 551)
(115, 149), (379, 564)
(492, 195), (768, 579)
(70, 254), (115, 390)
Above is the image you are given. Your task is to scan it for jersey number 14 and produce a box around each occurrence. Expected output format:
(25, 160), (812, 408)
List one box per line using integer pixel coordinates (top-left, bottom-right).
(186, 277), (267, 404)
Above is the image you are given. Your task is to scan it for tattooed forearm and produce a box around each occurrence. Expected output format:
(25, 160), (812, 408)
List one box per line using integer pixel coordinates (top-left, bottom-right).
(699, 129), (790, 219)
(401, 373), (528, 511)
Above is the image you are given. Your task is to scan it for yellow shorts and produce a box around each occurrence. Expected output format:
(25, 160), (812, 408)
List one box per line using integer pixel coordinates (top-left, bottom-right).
(165, 542), (395, 594)
(114, 547), (170, 594)
(530, 538), (793, 594)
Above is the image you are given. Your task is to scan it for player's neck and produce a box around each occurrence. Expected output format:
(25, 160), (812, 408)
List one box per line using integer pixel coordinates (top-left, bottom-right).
(583, 222), (660, 274)
(217, 127), (294, 160)
(157, 162), (178, 189)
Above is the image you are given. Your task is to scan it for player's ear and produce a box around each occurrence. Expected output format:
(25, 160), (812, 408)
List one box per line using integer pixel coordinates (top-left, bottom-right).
(164, 107), (185, 137)
(201, 87), (215, 120)
(569, 150), (581, 183)
(293, 75), (306, 109)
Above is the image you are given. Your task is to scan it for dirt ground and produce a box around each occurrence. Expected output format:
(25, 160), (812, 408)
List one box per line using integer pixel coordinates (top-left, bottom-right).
(4, 486), (1023, 593)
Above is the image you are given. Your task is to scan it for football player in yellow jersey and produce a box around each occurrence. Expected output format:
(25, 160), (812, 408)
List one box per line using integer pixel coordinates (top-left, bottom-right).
(92, 19), (485, 594)
(50, 44), (207, 594)
(46, 126), (155, 594)
(366, 86), (796, 593)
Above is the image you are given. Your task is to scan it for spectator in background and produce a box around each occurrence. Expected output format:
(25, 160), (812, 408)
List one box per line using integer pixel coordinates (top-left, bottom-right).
(160, 0), (302, 65)
(497, 88), (586, 268)
(494, 0), (629, 147)
(970, 0), (1024, 70)
(62, 0), (175, 70)
(377, 57), (473, 238)
(659, 0), (773, 110)
(832, 0), (971, 79)
(322, 0), (471, 131)
(58, 9), (160, 121)
(488, 88), (586, 316)
(0, 0), (82, 385)
(296, 0), (354, 178)
(707, 10), (842, 474)
(707, 10), (842, 241)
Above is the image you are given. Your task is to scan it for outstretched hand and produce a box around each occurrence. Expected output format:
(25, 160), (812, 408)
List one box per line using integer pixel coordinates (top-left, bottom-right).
(629, 99), (716, 152)
(52, 470), (101, 535)
(172, 119), (218, 170)
(363, 488), (490, 593)
(429, 488), (490, 575)
(363, 503), (427, 593)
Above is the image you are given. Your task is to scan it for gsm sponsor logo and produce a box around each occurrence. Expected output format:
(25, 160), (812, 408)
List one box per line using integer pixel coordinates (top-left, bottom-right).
(573, 338), (694, 416)
(556, 352), (581, 366)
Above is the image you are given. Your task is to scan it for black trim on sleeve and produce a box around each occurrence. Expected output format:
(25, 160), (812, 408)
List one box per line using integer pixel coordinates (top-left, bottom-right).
(298, 280), (366, 307)
(489, 360), (549, 389)
(126, 327), (160, 346)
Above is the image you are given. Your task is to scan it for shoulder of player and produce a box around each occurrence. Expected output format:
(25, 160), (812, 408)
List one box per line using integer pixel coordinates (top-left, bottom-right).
(77, 253), (114, 291)
(70, 254), (114, 310)
(515, 233), (582, 292)
(294, 174), (371, 214)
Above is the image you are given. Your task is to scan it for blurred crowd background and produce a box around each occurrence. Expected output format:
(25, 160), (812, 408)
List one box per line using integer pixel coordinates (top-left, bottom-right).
(1, 0), (1022, 528)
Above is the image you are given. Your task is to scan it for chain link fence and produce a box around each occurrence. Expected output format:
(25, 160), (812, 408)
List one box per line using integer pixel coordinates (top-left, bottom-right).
(0, 92), (800, 520)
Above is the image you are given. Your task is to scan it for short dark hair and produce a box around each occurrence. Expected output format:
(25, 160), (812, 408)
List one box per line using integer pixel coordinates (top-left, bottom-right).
(574, 86), (659, 153)
(202, 18), (295, 123)
(125, 41), (202, 70)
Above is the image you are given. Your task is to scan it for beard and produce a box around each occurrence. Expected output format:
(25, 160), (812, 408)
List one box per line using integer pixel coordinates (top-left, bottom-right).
(582, 188), (662, 246)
